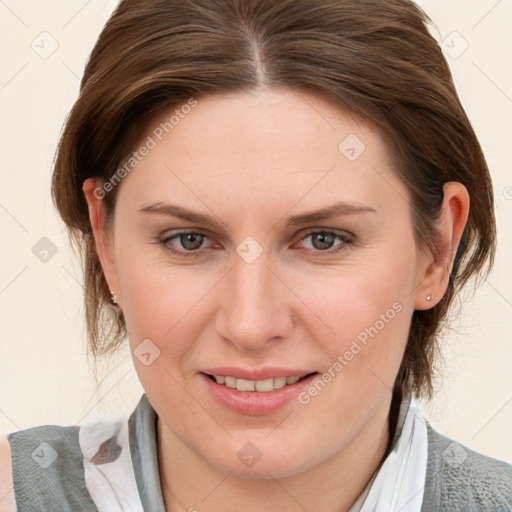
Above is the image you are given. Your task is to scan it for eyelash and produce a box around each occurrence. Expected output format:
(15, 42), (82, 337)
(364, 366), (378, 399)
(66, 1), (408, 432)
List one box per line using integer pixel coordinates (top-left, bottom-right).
(157, 229), (355, 258)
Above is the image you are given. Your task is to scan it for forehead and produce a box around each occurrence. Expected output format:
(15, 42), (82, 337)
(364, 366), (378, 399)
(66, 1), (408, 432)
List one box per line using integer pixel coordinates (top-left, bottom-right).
(148, 88), (384, 165)
(117, 88), (407, 219)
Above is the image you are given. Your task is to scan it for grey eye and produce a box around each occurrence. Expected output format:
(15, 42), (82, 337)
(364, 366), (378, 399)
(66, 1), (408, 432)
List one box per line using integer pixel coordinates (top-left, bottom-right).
(309, 232), (336, 250)
(179, 233), (204, 250)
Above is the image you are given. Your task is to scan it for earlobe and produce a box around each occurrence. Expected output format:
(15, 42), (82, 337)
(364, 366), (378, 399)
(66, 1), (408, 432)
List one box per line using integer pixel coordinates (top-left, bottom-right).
(414, 261), (446, 311)
(414, 182), (470, 310)
(82, 178), (120, 306)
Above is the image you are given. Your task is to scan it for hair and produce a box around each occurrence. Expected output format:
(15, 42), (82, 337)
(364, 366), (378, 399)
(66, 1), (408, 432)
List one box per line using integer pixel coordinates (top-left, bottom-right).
(51, 0), (496, 399)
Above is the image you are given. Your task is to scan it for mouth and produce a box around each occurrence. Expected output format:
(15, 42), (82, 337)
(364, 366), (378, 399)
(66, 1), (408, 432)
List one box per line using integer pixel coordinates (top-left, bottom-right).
(200, 369), (320, 415)
(202, 372), (318, 392)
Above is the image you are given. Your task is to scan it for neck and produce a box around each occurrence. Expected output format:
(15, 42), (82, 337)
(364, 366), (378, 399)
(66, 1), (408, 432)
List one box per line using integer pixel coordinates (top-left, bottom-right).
(157, 393), (399, 512)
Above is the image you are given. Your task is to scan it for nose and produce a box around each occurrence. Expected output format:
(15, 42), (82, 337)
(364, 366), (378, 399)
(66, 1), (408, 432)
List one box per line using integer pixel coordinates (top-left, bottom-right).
(215, 248), (294, 352)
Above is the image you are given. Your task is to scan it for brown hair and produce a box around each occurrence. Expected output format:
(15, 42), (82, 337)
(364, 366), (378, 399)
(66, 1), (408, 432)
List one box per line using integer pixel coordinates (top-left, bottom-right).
(51, 0), (496, 399)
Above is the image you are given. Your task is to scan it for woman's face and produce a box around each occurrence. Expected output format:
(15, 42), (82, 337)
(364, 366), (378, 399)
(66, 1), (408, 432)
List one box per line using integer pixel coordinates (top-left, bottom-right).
(97, 88), (434, 477)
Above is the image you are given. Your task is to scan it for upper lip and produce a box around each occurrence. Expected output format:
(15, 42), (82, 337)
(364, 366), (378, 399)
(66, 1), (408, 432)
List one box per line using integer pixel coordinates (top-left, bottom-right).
(201, 367), (316, 381)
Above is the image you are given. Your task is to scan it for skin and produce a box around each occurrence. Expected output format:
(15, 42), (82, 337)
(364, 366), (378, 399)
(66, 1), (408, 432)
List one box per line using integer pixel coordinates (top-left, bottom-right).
(83, 87), (469, 512)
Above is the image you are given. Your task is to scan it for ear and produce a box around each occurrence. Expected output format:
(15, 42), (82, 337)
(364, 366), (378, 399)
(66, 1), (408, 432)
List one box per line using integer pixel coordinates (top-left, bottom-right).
(82, 178), (121, 307)
(414, 182), (470, 310)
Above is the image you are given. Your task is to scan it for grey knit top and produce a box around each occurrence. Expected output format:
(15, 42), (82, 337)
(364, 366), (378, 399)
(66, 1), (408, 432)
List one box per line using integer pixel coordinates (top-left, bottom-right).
(7, 393), (512, 511)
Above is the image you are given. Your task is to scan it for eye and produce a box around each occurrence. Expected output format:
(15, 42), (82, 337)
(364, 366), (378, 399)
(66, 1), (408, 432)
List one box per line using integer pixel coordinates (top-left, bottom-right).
(295, 229), (354, 254)
(159, 231), (213, 256)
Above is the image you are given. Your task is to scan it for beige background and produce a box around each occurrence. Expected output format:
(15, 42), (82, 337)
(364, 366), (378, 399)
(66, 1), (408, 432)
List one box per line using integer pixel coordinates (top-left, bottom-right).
(0, 0), (511, 464)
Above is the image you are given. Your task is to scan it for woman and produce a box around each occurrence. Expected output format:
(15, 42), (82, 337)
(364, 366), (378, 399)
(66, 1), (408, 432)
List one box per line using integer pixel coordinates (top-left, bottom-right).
(1, 0), (511, 510)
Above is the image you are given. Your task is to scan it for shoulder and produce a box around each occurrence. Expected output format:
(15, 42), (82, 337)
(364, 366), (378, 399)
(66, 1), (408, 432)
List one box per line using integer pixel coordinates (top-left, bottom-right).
(5, 423), (98, 511)
(421, 423), (512, 511)
(0, 435), (16, 512)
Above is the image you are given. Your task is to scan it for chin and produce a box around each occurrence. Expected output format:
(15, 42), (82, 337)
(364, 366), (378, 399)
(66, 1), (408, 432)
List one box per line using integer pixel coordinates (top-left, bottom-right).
(201, 434), (321, 480)
(211, 455), (310, 480)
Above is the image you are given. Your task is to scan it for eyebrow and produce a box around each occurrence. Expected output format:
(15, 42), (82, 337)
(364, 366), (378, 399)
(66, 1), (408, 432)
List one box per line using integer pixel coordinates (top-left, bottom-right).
(138, 200), (377, 228)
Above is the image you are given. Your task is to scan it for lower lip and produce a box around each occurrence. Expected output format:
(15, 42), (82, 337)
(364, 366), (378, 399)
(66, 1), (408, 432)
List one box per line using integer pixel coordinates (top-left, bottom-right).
(200, 372), (318, 416)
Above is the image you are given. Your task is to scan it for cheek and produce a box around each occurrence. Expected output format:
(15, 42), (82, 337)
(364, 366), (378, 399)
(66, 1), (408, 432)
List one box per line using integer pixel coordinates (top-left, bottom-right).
(306, 245), (417, 385)
(113, 224), (196, 323)
(119, 263), (208, 343)
(114, 241), (223, 380)
(116, 261), (208, 403)
(313, 288), (411, 399)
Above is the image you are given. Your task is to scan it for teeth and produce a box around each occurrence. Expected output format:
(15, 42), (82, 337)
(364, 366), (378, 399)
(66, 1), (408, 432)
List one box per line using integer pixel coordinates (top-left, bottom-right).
(255, 378), (274, 392)
(210, 374), (307, 392)
(273, 376), (287, 389)
(236, 378), (255, 391)
(225, 376), (237, 389)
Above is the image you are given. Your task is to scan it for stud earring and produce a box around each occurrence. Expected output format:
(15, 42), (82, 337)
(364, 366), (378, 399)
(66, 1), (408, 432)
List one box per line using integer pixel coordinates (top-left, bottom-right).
(426, 295), (432, 302)
(109, 290), (118, 306)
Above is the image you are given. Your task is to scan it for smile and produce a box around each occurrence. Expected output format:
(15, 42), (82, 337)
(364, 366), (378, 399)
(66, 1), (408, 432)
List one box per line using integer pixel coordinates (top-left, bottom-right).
(205, 373), (315, 392)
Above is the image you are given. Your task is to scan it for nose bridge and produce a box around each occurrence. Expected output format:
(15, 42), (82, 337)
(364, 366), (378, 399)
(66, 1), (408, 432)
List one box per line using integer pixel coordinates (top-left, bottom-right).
(216, 243), (291, 351)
